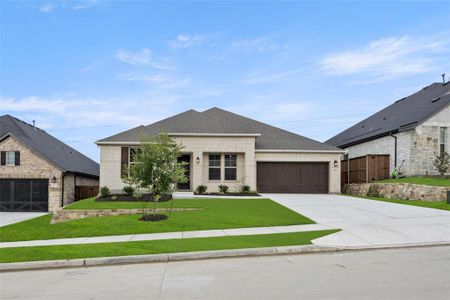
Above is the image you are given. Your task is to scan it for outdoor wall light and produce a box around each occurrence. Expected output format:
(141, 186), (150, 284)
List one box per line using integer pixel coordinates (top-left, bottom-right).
(333, 160), (339, 167)
(196, 156), (200, 164)
(51, 176), (57, 183)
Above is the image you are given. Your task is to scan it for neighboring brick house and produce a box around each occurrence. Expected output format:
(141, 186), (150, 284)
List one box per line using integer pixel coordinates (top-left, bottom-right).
(327, 82), (450, 176)
(0, 115), (99, 212)
(97, 107), (344, 194)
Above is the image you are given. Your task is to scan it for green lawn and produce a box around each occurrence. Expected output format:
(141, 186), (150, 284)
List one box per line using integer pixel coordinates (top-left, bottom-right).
(351, 195), (450, 211)
(0, 230), (339, 263)
(0, 198), (314, 242)
(375, 176), (450, 187)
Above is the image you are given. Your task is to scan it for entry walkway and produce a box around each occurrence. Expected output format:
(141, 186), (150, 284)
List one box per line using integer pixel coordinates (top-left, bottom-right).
(0, 223), (331, 249)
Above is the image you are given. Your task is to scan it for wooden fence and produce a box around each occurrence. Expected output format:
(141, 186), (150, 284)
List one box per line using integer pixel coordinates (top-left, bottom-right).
(341, 154), (390, 186)
(75, 186), (99, 201)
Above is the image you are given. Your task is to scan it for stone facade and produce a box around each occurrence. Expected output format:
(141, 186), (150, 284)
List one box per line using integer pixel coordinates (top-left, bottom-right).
(99, 136), (343, 194)
(345, 104), (450, 176)
(0, 135), (99, 212)
(345, 183), (449, 202)
(51, 208), (202, 223)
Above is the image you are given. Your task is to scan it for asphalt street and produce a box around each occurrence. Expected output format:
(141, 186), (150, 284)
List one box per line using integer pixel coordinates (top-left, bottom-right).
(1, 246), (449, 300)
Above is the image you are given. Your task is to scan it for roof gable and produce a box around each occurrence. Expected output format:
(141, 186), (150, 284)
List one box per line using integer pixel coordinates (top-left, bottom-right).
(326, 82), (450, 148)
(97, 107), (341, 151)
(0, 115), (99, 177)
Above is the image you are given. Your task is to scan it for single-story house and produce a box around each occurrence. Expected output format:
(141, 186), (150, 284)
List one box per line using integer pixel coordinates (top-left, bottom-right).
(96, 107), (344, 194)
(326, 82), (450, 176)
(0, 114), (99, 212)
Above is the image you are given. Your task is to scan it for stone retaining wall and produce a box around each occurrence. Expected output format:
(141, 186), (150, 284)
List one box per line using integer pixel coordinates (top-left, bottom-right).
(344, 183), (449, 202)
(51, 208), (202, 224)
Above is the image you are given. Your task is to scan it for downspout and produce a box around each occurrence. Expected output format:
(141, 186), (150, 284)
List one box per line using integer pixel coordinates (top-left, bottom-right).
(61, 172), (66, 208)
(390, 132), (398, 176)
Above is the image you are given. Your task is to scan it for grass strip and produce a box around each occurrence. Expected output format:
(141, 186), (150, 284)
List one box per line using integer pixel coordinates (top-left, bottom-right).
(348, 195), (450, 211)
(0, 198), (314, 242)
(0, 230), (339, 263)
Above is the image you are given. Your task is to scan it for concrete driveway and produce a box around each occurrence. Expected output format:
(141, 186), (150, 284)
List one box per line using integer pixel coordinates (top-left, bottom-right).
(0, 212), (48, 227)
(263, 194), (450, 248)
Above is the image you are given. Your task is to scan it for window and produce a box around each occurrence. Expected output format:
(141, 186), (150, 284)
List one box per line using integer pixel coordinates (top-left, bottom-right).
(208, 154), (221, 180)
(224, 154), (237, 180)
(440, 127), (447, 155)
(6, 151), (15, 166)
(129, 148), (141, 163)
(2, 151), (19, 166)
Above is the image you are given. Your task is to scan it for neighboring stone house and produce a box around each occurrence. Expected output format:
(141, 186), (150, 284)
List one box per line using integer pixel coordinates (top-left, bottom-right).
(97, 107), (344, 194)
(0, 115), (99, 212)
(327, 82), (450, 176)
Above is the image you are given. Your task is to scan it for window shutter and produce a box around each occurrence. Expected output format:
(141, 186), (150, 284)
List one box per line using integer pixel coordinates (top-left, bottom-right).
(121, 147), (129, 178)
(0, 151), (5, 166)
(15, 151), (20, 166)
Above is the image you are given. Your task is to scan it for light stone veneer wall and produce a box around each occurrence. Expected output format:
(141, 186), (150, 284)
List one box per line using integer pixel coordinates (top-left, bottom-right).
(0, 136), (62, 211)
(255, 152), (342, 193)
(99, 136), (257, 193)
(345, 132), (411, 175)
(345, 104), (450, 176)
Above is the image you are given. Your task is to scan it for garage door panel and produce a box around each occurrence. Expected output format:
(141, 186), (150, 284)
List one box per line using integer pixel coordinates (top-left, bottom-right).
(0, 179), (48, 212)
(257, 162), (328, 194)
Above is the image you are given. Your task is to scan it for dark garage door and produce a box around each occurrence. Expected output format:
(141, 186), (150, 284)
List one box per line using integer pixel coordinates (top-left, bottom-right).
(0, 179), (48, 212)
(257, 162), (329, 193)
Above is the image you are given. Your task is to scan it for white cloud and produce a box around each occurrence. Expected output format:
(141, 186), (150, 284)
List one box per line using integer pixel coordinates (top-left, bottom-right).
(118, 72), (191, 89)
(72, 0), (98, 10)
(320, 35), (449, 81)
(169, 34), (204, 48)
(116, 48), (152, 66)
(39, 3), (54, 13)
(231, 37), (280, 53)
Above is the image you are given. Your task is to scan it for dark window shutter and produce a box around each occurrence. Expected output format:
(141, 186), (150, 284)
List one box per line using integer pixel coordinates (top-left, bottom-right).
(0, 151), (5, 166)
(15, 151), (20, 166)
(121, 147), (129, 178)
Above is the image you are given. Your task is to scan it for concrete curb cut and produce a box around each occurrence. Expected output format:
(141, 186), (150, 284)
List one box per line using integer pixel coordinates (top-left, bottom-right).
(1, 242), (450, 272)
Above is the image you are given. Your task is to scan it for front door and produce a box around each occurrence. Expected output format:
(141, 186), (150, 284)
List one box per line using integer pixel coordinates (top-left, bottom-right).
(177, 155), (191, 190)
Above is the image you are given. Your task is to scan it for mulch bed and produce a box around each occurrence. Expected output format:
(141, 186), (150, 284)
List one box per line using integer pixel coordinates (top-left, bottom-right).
(96, 194), (172, 202)
(194, 192), (260, 196)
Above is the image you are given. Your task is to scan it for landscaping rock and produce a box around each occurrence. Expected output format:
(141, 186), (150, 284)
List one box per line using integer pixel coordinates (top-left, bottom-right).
(51, 208), (202, 224)
(345, 183), (450, 201)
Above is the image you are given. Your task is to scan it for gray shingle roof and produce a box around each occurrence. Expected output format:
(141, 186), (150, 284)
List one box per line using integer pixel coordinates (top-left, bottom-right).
(326, 82), (450, 148)
(97, 107), (341, 151)
(0, 115), (99, 177)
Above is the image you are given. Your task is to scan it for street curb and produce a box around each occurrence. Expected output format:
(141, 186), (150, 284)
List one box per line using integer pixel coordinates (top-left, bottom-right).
(1, 242), (450, 272)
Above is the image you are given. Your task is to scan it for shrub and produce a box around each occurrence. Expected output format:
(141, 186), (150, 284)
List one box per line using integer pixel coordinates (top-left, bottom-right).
(240, 185), (251, 193)
(99, 186), (110, 198)
(196, 185), (208, 194)
(218, 184), (229, 194)
(111, 195), (118, 201)
(123, 185), (135, 196)
(433, 152), (450, 178)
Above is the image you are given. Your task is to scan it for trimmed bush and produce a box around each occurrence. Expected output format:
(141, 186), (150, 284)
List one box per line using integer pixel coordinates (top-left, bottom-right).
(123, 185), (135, 196)
(218, 184), (229, 194)
(196, 185), (208, 194)
(99, 186), (110, 198)
(240, 185), (251, 193)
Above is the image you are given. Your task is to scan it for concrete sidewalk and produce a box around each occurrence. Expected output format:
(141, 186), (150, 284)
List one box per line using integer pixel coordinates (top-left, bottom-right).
(0, 223), (332, 249)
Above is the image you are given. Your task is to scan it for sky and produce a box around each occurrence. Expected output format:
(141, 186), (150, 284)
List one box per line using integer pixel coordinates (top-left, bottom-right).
(1, 0), (450, 162)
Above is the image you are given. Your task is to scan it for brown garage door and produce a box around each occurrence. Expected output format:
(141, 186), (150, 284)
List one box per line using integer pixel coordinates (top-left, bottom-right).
(257, 162), (329, 193)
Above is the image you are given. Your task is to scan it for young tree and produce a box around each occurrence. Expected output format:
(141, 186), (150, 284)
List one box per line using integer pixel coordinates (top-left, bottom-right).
(433, 151), (450, 178)
(124, 133), (187, 221)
